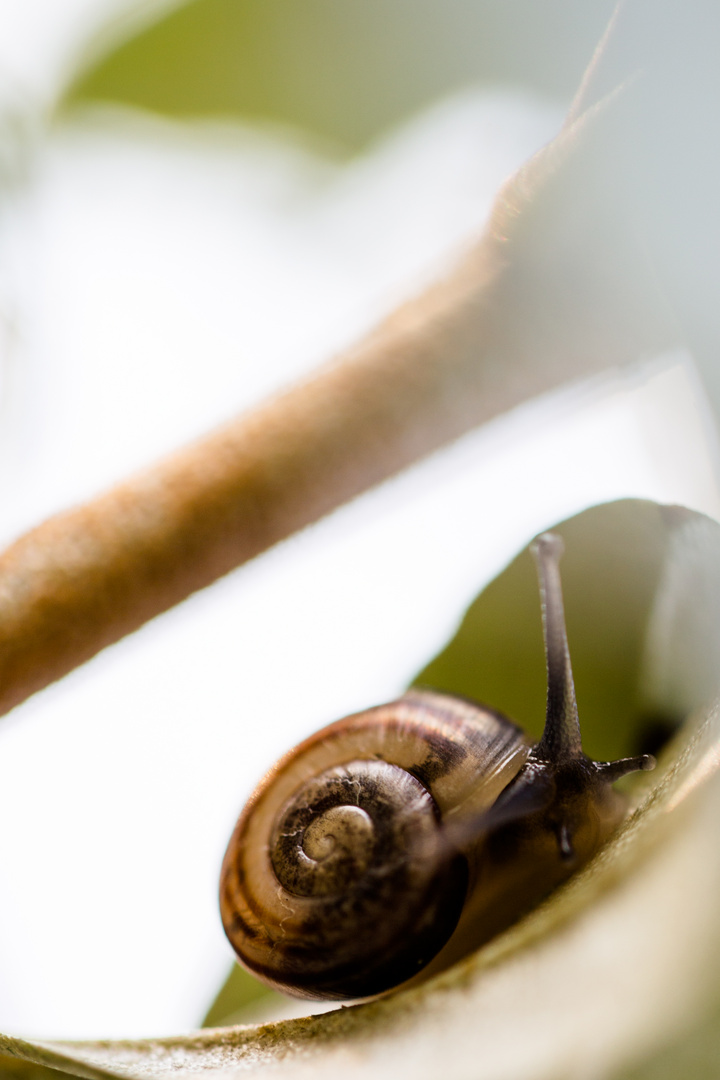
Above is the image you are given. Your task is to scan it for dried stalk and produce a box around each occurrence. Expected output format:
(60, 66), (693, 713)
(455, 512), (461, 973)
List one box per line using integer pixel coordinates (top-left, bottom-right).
(0, 94), (675, 716)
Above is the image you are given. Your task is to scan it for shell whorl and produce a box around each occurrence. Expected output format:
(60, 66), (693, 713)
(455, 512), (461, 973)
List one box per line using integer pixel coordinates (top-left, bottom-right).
(270, 761), (435, 899)
(220, 692), (530, 999)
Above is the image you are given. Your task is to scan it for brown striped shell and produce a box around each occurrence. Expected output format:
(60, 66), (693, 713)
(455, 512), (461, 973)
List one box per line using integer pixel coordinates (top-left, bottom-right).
(219, 691), (531, 999)
(219, 535), (656, 1000)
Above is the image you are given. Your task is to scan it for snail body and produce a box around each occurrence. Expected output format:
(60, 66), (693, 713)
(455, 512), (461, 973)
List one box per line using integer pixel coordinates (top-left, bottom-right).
(220, 534), (654, 1000)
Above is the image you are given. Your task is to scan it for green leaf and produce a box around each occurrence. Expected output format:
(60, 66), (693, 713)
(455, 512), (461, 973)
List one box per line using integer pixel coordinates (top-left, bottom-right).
(201, 964), (281, 1029)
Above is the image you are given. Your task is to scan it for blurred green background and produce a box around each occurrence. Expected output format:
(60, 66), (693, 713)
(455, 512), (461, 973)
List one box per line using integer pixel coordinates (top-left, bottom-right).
(65, 0), (616, 151)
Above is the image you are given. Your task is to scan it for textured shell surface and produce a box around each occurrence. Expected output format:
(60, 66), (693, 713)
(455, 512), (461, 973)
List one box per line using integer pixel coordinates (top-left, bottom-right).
(219, 691), (532, 998)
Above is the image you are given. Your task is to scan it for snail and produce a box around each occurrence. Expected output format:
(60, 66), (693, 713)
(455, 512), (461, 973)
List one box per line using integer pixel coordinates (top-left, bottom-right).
(220, 533), (655, 1001)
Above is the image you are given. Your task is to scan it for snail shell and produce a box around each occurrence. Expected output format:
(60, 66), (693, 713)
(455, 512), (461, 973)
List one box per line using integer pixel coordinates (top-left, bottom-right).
(220, 534), (655, 1000)
(220, 692), (529, 999)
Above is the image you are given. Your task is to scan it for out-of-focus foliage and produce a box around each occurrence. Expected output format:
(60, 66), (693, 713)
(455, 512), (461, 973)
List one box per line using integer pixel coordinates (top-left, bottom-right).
(63, 0), (615, 149)
(556, 0), (720, 425)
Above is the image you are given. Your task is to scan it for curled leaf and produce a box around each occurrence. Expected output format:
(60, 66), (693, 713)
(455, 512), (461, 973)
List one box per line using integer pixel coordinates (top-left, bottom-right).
(2, 498), (719, 1079)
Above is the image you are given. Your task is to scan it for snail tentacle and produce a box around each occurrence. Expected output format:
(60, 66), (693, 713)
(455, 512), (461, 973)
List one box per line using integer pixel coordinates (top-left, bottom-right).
(594, 754), (656, 782)
(525, 533), (655, 862)
(532, 531), (583, 761)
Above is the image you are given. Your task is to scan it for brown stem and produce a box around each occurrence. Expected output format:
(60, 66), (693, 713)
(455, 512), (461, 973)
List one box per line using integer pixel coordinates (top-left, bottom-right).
(0, 94), (675, 716)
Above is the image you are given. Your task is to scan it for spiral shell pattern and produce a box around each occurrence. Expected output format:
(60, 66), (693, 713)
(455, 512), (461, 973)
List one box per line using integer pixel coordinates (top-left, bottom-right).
(220, 690), (530, 999)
